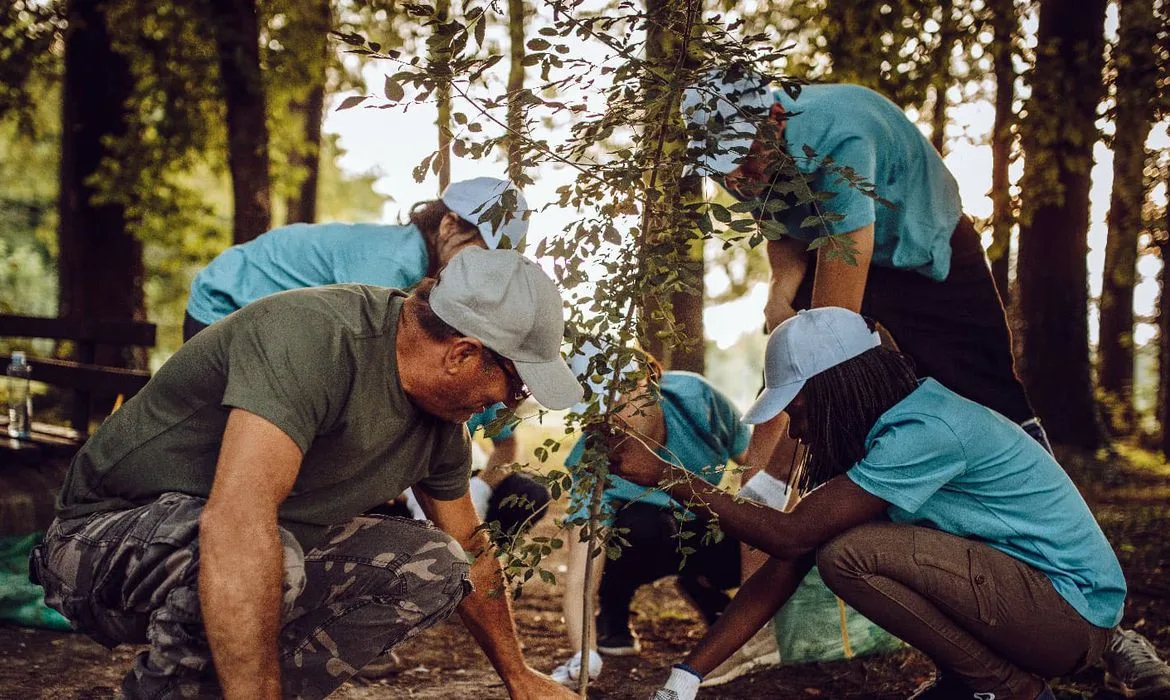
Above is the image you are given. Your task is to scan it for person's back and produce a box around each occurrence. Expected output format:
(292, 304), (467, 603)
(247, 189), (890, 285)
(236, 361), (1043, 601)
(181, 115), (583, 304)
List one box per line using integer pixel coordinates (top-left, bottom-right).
(66, 283), (469, 548)
(186, 222), (427, 327)
(771, 84), (963, 280)
(848, 377), (1126, 629)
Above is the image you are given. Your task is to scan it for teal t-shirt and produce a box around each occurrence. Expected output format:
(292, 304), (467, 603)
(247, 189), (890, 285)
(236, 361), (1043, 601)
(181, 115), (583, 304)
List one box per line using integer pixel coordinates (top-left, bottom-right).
(565, 372), (751, 522)
(187, 222), (429, 324)
(846, 379), (1126, 628)
(467, 402), (516, 443)
(757, 84), (963, 281)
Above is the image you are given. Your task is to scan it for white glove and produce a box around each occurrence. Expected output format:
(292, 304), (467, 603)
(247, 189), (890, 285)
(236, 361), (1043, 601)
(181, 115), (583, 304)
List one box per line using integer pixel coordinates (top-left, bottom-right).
(550, 649), (603, 687)
(651, 665), (702, 700)
(403, 488), (426, 520)
(739, 471), (793, 510)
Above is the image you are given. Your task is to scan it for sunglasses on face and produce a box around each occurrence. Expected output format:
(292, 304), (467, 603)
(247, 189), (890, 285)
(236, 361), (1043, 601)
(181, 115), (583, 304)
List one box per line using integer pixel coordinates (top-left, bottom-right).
(484, 347), (531, 404)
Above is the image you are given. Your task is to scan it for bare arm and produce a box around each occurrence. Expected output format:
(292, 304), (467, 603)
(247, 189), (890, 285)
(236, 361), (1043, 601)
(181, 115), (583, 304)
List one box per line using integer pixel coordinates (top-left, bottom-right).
(685, 555), (814, 675)
(809, 223), (875, 312)
(764, 237), (811, 332)
(477, 434), (518, 490)
(199, 409), (303, 700)
(608, 436), (888, 559)
(414, 490), (576, 700)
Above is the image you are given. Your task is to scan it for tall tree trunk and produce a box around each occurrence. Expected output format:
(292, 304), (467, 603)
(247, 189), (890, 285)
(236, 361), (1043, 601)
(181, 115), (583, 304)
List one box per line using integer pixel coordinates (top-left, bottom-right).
(285, 0), (331, 224)
(432, 0), (453, 192)
(57, 0), (143, 368)
(208, 0), (271, 243)
(987, 0), (1017, 302)
(638, 0), (703, 374)
(1159, 163), (1170, 458)
(505, 0), (525, 186)
(1098, 0), (1159, 435)
(929, 0), (954, 155)
(1015, 0), (1107, 449)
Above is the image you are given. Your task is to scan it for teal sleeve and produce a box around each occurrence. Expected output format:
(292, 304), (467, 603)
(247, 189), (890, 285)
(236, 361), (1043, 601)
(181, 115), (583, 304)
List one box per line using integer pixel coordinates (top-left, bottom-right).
(814, 135), (878, 235)
(846, 414), (967, 514)
(467, 403), (515, 442)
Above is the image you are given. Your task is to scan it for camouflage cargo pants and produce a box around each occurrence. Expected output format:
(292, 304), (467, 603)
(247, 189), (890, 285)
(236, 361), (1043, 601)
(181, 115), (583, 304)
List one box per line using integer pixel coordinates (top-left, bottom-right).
(30, 492), (472, 699)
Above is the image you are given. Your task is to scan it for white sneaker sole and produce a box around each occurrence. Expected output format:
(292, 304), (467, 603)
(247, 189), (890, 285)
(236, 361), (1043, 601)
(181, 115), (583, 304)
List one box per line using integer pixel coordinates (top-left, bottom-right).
(699, 650), (781, 687)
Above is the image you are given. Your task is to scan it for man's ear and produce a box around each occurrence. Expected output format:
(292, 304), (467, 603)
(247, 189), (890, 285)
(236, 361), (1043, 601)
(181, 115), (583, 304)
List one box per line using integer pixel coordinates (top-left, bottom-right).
(443, 336), (482, 374)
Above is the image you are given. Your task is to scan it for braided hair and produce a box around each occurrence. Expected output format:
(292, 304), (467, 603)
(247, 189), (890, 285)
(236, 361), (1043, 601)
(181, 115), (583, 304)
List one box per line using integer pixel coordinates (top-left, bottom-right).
(795, 345), (919, 493)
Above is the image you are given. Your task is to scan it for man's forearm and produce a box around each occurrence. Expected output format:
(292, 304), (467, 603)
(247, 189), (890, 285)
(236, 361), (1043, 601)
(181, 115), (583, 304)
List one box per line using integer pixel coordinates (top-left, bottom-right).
(456, 542), (529, 683)
(199, 510), (285, 699)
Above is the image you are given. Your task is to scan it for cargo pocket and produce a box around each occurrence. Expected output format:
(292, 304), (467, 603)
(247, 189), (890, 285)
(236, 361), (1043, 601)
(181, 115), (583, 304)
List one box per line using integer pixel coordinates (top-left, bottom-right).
(967, 547), (999, 626)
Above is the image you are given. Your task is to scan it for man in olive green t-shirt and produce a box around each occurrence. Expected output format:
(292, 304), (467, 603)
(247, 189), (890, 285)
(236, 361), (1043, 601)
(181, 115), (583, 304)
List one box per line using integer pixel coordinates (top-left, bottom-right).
(32, 249), (584, 700)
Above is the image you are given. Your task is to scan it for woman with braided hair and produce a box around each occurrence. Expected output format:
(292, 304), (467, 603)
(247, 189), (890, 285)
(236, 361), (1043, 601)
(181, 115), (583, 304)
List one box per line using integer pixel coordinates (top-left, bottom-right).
(609, 307), (1125, 700)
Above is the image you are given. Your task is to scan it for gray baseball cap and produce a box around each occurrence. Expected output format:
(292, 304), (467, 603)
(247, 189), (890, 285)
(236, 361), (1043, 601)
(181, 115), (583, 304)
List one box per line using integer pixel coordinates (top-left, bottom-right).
(680, 68), (773, 175)
(440, 177), (529, 250)
(743, 308), (881, 424)
(430, 248), (584, 410)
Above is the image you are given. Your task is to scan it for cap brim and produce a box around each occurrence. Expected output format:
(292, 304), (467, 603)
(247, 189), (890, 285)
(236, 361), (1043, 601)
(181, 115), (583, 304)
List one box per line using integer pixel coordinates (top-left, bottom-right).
(693, 135), (756, 176)
(741, 381), (804, 425)
(514, 357), (586, 411)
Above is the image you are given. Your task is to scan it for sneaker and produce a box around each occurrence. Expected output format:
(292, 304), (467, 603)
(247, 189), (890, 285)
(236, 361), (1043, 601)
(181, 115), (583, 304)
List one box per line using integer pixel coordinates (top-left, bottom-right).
(699, 620), (780, 687)
(551, 649), (603, 687)
(907, 673), (970, 699)
(1103, 628), (1170, 698)
(596, 613), (641, 656)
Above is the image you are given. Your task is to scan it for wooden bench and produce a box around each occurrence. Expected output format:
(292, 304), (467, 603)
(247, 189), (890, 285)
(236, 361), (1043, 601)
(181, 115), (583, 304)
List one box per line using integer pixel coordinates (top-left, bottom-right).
(0, 314), (156, 534)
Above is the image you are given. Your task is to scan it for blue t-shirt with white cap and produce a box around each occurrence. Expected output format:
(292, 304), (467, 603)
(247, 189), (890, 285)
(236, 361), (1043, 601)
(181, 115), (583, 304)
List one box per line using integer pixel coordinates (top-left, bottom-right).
(846, 378), (1126, 629)
(755, 84), (963, 282)
(187, 222), (429, 325)
(564, 371), (751, 523)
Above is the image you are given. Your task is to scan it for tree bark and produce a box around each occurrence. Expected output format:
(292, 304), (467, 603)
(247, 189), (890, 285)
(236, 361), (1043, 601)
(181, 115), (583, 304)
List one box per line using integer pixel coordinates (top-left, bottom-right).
(987, 0), (1017, 302)
(505, 0), (526, 185)
(432, 0), (453, 192)
(1159, 163), (1170, 458)
(638, 0), (703, 374)
(1098, 0), (1158, 435)
(929, 0), (954, 156)
(1015, 0), (1107, 449)
(284, 0), (331, 224)
(208, 0), (271, 243)
(57, 0), (143, 368)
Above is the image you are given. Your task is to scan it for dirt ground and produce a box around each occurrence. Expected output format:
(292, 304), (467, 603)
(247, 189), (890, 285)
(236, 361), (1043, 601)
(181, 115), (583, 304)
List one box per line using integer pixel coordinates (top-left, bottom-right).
(1, 447), (1167, 699)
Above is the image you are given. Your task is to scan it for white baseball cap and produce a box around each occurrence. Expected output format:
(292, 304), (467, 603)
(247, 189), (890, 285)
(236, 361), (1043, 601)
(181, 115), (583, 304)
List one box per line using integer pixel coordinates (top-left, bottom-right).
(742, 307), (881, 424)
(440, 177), (530, 250)
(430, 248), (584, 410)
(680, 67), (773, 175)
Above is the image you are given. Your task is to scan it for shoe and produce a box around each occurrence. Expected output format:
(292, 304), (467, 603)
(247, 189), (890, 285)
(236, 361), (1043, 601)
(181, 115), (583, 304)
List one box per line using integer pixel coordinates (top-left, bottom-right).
(596, 613), (641, 656)
(356, 649), (402, 679)
(699, 620), (780, 687)
(907, 672), (971, 699)
(1103, 628), (1170, 698)
(550, 649), (603, 687)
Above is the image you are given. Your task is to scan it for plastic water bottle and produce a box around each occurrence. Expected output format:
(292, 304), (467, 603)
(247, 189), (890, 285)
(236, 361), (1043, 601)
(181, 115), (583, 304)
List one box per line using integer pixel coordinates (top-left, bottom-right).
(7, 351), (32, 439)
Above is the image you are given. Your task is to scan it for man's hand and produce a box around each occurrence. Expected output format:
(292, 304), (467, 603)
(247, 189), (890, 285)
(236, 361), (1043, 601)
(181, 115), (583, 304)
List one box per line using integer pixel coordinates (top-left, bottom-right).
(596, 424), (670, 487)
(505, 666), (579, 699)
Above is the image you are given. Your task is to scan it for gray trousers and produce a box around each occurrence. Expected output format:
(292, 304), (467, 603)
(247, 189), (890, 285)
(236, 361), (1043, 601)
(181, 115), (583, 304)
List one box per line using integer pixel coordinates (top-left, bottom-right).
(817, 522), (1110, 697)
(30, 493), (471, 699)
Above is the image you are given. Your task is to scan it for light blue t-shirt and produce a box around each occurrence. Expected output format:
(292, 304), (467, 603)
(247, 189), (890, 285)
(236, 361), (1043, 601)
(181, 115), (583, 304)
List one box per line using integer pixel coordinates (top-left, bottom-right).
(565, 371), (751, 522)
(759, 84), (963, 282)
(466, 402), (516, 443)
(187, 222), (429, 324)
(846, 378), (1126, 629)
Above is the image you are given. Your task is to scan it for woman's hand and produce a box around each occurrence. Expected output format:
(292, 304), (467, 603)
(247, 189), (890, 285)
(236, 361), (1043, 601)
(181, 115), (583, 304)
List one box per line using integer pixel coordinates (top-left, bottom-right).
(602, 425), (671, 487)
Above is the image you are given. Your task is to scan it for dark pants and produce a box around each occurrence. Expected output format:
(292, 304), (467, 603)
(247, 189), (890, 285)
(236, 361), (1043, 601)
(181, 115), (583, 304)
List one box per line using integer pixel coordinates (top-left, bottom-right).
(795, 216), (1035, 424)
(372, 473), (551, 539)
(31, 493), (471, 699)
(182, 312), (209, 343)
(487, 473), (552, 538)
(599, 502), (741, 628)
(817, 522), (1109, 697)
